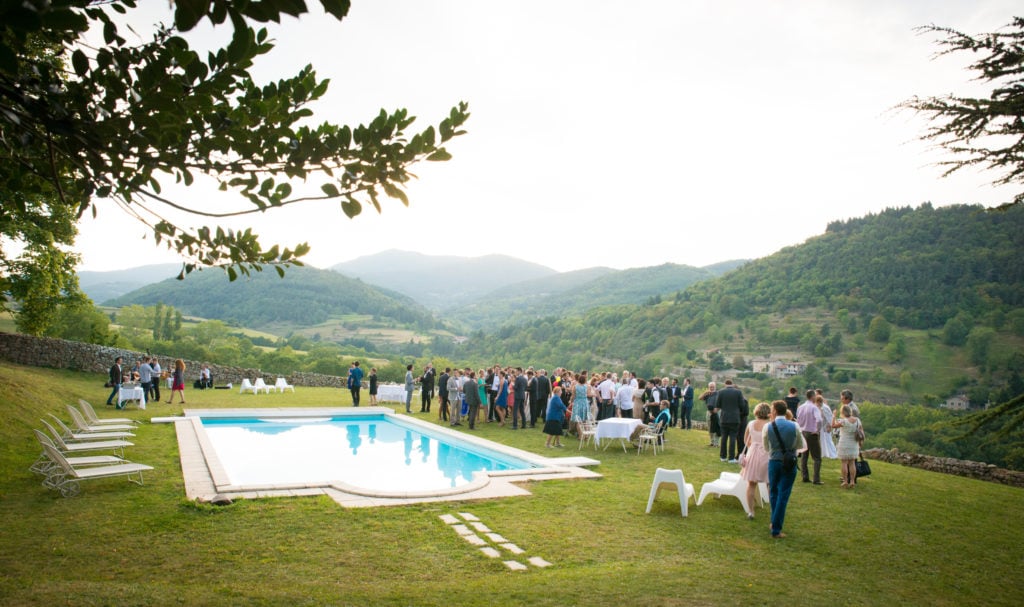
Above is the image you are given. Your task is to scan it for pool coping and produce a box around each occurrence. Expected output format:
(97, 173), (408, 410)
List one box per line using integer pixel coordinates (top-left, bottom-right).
(156, 407), (602, 508)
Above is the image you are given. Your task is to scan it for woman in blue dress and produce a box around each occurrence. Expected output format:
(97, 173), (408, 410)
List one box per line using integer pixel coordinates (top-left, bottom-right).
(570, 371), (590, 434)
(494, 370), (509, 425)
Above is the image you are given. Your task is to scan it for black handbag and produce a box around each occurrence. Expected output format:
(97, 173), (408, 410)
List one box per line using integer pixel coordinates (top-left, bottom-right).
(855, 454), (872, 479)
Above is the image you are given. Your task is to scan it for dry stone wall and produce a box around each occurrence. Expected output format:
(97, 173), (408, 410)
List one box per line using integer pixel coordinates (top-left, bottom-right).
(863, 447), (1024, 489)
(0, 332), (344, 388)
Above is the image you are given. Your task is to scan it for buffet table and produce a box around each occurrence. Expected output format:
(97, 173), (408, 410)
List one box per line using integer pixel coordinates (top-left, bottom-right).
(118, 385), (146, 410)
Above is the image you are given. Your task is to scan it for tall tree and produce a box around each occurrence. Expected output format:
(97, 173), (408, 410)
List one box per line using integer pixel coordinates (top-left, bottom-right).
(1, 0), (469, 328)
(901, 17), (1024, 208)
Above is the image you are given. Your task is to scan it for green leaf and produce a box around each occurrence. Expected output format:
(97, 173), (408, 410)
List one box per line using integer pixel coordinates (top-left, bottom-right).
(175, 0), (212, 32)
(426, 149), (452, 161)
(71, 50), (89, 77)
(321, 183), (340, 197)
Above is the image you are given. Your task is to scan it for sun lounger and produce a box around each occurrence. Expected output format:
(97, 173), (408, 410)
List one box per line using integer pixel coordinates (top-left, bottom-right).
(47, 414), (135, 441)
(30, 429), (126, 476)
(78, 399), (137, 425)
(41, 420), (133, 457)
(40, 442), (153, 497)
(68, 405), (137, 433)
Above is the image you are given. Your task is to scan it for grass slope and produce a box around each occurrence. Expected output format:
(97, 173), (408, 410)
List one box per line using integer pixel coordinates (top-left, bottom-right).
(2, 360), (1022, 606)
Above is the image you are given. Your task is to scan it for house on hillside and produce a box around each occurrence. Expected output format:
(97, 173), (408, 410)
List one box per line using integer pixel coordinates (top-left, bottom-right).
(452, 336), (468, 345)
(751, 357), (780, 375)
(942, 394), (971, 410)
(776, 362), (808, 379)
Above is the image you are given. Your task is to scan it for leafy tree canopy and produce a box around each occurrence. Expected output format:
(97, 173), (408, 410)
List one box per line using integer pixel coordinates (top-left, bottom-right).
(0, 0), (469, 328)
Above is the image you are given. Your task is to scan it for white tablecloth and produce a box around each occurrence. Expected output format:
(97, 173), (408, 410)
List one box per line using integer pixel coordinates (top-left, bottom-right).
(595, 418), (643, 446)
(376, 385), (414, 403)
(118, 385), (146, 410)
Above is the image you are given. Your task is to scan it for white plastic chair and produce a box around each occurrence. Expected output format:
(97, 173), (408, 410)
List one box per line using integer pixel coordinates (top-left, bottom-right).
(645, 468), (695, 517)
(253, 378), (273, 394)
(577, 420), (597, 450)
(696, 471), (768, 516)
(637, 421), (664, 455)
(275, 377), (295, 393)
(239, 379), (256, 394)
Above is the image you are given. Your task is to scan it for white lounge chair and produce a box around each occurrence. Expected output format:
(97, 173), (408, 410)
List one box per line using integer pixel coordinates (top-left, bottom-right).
(47, 414), (135, 441)
(239, 378), (256, 394)
(275, 377), (295, 393)
(253, 378), (273, 394)
(41, 420), (133, 457)
(696, 471), (768, 517)
(40, 442), (153, 497)
(30, 430), (126, 476)
(68, 405), (137, 433)
(645, 468), (696, 517)
(78, 399), (137, 426)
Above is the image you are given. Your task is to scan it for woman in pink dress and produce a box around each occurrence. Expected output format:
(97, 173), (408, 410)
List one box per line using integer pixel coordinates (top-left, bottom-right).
(740, 402), (772, 519)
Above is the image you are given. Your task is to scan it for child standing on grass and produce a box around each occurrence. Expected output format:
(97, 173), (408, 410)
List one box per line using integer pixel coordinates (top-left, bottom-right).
(544, 386), (567, 448)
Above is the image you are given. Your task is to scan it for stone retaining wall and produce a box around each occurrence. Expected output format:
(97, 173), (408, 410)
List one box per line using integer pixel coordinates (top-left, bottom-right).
(0, 332), (343, 388)
(862, 447), (1024, 489)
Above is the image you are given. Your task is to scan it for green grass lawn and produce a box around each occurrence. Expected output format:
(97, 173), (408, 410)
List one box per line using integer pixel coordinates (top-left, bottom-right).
(2, 360), (1023, 606)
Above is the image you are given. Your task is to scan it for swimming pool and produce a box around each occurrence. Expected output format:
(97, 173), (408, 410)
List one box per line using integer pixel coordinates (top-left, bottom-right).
(201, 414), (534, 492)
(167, 407), (601, 505)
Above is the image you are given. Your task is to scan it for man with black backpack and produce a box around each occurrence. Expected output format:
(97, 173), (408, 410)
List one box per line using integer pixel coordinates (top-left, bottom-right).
(763, 400), (807, 539)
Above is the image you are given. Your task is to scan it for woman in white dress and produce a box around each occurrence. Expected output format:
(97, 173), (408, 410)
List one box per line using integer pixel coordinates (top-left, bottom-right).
(817, 395), (837, 459)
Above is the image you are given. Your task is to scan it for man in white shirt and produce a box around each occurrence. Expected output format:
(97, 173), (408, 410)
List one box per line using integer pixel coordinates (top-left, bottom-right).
(597, 373), (616, 420)
(614, 382), (634, 418)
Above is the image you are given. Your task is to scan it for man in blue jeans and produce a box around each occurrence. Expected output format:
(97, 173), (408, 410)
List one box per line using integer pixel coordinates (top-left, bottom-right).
(763, 400), (807, 539)
(105, 356), (123, 406)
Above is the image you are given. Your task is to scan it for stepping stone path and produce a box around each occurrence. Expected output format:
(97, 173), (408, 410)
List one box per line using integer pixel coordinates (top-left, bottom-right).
(440, 512), (552, 571)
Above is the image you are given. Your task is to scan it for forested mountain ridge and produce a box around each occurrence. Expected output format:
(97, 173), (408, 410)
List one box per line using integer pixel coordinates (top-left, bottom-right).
(105, 265), (440, 330)
(448, 262), (747, 331)
(457, 204), (1024, 387)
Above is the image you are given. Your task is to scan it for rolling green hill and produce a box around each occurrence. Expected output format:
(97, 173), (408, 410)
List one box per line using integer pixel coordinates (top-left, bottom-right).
(456, 204), (1024, 406)
(448, 262), (746, 331)
(105, 265), (440, 331)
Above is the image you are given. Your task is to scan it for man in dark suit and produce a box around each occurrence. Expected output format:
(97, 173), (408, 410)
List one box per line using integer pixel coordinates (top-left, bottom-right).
(534, 369), (551, 428)
(526, 370), (539, 428)
(463, 371), (482, 429)
(714, 379), (745, 462)
(667, 379), (682, 428)
(419, 363), (435, 413)
(437, 368), (450, 421)
(680, 378), (694, 429)
(512, 367), (528, 429)
(105, 356), (123, 406)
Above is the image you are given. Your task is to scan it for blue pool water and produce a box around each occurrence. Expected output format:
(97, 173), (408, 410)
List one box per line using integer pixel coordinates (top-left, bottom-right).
(200, 415), (534, 492)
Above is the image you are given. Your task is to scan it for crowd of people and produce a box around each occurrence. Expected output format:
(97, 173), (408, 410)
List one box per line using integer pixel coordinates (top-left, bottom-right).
(392, 365), (702, 436)
(698, 381), (865, 537)
(387, 363), (866, 539)
(103, 355), (192, 408)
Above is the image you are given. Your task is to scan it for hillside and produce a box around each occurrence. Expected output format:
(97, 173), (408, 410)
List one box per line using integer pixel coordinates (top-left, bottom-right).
(448, 262), (745, 330)
(331, 249), (557, 310)
(78, 263), (183, 303)
(456, 204), (1024, 406)
(105, 265), (440, 331)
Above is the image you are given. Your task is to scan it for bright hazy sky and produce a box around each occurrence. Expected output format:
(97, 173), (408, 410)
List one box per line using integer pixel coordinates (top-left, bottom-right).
(75, 1), (1021, 274)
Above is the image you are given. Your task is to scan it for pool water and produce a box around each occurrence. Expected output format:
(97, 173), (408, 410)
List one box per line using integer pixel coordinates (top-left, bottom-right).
(201, 415), (533, 492)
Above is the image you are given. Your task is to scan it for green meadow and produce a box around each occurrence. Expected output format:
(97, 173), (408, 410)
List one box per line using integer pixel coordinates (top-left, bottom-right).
(2, 360), (1022, 606)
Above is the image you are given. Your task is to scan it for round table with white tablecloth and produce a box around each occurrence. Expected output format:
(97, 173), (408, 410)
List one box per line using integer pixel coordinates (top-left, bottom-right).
(595, 417), (643, 450)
